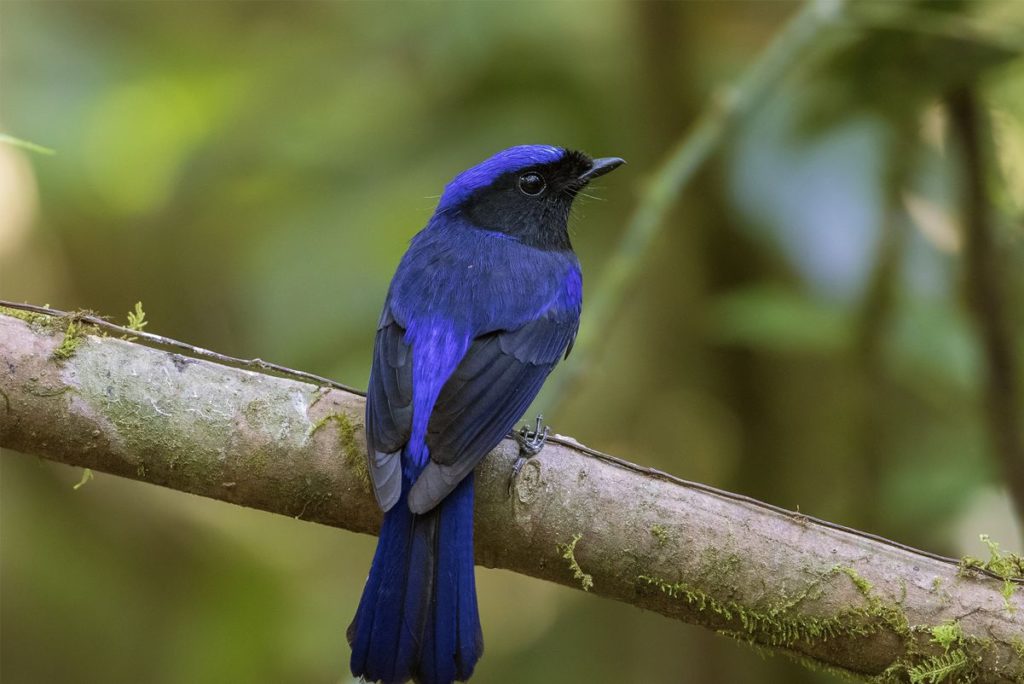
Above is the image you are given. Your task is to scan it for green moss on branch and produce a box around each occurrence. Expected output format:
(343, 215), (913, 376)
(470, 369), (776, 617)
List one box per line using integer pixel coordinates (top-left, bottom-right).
(0, 305), (54, 327)
(311, 412), (369, 492)
(559, 533), (593, 591)
(959, 534), (1023, 610)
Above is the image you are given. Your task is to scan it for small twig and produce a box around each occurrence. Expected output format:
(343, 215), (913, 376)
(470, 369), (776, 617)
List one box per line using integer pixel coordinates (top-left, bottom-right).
(0, 300), (363, 396)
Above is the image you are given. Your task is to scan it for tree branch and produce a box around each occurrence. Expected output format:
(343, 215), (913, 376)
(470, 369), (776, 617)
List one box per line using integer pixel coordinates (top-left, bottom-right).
(1, 305), (1021, 682)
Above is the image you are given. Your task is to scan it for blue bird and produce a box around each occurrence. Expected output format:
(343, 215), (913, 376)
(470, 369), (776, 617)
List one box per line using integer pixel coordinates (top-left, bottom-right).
(348, 145), (624, 684)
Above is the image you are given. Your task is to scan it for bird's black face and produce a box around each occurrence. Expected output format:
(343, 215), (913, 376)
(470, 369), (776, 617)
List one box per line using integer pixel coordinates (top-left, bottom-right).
(460, 150), (624, 251)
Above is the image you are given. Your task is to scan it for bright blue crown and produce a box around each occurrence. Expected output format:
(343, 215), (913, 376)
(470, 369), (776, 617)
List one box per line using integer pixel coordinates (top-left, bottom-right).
(438, 145), (566, 211)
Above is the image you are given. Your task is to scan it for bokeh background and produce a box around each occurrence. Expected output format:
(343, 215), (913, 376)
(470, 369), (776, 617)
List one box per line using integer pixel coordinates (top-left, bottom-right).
(2, 1), (1023, 682)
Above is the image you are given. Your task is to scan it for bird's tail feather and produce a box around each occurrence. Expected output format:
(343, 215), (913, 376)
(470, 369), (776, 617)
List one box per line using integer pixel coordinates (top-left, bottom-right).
(348, 471), (482, 684)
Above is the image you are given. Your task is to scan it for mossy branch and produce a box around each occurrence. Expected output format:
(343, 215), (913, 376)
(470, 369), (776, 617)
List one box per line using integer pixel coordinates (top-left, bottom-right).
(1, 304), (1022, 682)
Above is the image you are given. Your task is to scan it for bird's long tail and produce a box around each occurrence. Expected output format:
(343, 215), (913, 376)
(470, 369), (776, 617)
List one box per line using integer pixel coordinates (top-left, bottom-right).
(348, 470), (483, 684)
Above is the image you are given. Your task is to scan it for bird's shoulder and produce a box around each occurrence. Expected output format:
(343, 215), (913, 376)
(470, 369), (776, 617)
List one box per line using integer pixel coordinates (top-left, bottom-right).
(386, 219), (581, 337)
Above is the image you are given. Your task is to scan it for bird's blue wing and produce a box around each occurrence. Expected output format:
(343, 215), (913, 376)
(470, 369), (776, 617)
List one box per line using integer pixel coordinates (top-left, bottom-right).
(364, 307), (413, 511)
(406, 310), (578, 514)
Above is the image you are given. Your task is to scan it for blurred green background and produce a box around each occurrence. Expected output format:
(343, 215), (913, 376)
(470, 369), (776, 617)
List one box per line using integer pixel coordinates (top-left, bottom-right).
(2, 1), (1023, 682)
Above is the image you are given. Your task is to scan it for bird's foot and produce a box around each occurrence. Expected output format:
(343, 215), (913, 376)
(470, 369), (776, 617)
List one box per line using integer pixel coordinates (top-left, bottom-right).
(508, 415), (549, 496)
(515, 414), (549, 455)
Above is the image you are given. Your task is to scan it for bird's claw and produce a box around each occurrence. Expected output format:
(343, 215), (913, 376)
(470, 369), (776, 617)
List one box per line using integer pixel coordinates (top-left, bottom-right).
(508, 415), (549, 496)
(515, 414), (549, 456)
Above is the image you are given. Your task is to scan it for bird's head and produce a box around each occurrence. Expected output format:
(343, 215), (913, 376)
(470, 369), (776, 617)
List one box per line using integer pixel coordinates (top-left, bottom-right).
(436, 145), (624, 251)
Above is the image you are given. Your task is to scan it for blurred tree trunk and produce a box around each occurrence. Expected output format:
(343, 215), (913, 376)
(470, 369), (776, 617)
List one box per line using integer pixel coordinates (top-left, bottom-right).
(851, 132), (914, 537)
(634, 4), (816, 681)
(948, 87), (1024, 531)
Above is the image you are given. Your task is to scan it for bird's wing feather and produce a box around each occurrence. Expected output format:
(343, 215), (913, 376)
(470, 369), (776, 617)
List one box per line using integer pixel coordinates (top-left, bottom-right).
(364, 308), (413, 511)
(407, 311), (577, 514)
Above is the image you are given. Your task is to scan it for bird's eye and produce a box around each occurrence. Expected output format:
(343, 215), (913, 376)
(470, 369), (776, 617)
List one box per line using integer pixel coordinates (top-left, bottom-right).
(517, 172), (546, 196)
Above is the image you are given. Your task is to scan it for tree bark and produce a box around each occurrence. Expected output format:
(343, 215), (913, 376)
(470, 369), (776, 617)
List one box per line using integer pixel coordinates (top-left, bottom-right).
(1, 307), (1021, 682)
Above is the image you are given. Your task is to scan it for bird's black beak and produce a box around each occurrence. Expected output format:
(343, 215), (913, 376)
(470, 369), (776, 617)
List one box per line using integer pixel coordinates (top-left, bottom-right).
(578, 157), (625, 183)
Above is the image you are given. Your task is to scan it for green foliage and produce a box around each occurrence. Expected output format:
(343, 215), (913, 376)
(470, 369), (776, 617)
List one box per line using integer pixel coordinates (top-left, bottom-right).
(710, 284), (849, 354)
(802, 2), (1018, 133)
(0, 306), (55, 329)
(124, 301), (148, 337)
(636, 565), (903, 651)
(959, 534), (1024, 610)
(929, 620), (963, 653)
(52, 320), (86, 361)
(639, 564), (1017, 682)
(906, 650), (970, 684)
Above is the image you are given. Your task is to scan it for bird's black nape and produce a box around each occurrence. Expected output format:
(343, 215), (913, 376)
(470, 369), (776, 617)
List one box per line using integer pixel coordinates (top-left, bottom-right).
(459, 149), (620, 252)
